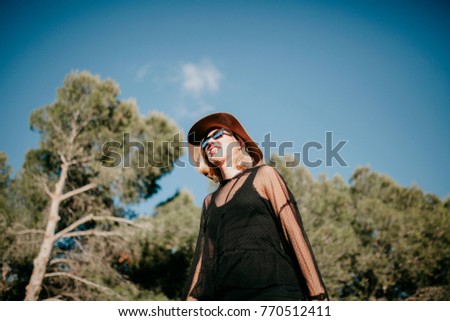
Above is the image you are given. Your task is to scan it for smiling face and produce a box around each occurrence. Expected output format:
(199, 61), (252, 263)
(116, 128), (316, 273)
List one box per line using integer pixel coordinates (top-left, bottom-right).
(202, 128), (240, 166)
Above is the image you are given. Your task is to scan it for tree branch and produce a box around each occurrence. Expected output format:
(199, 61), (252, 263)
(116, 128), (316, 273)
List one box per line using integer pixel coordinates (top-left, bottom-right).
(53, 214), (136, 241)
(44, 272), (121, 297)
(43, 183), (54, 198)
(67, 155), (96, 166)
(59, 182), (97, 202)
(68, 110), (81, 146)
(49, 258), (74, 266)
(53, 214), (94, 241)
(73, 238), (86, 254)
(62, 230), (122, 238)
(31, 173), (54, 198)
(49, 119), (66, 138)
(91, 215), (137, 225)
(14, 229), (45, 235)
(58, 152), (68, 165)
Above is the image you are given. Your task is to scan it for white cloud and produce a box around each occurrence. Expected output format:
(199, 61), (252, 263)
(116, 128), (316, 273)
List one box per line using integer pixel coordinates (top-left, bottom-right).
(135, 63), (150, 81)
(181, 61), (222, 95)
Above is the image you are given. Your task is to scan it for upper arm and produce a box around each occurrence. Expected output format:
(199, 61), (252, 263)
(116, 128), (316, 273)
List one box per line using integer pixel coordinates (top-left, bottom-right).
(254, 165), (293, 217)
(254, 165), (329, 300)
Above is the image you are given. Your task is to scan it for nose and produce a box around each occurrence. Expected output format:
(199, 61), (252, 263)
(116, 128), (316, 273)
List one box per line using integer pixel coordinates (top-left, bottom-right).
(206, 139), (216, 149)
(207, 135), (222, 150)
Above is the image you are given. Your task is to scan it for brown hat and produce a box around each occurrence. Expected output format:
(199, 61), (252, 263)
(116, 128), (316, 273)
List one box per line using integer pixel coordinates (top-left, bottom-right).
(188, 112), (263, 168)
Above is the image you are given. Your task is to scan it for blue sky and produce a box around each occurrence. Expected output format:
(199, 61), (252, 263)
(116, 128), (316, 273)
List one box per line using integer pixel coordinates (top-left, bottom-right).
(1, 0), (449, 214)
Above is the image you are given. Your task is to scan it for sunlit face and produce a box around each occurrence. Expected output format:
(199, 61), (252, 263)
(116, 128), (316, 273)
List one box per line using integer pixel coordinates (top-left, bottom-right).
(202, 128), (240, 165)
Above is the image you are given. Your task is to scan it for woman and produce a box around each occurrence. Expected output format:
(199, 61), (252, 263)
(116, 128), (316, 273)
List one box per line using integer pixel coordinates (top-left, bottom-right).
(184, 112), (328, 301)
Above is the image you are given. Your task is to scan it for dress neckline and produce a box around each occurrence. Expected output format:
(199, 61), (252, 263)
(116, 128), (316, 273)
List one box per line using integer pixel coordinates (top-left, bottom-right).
(219, 164), (265, 186)
(220, 171), (244, 185)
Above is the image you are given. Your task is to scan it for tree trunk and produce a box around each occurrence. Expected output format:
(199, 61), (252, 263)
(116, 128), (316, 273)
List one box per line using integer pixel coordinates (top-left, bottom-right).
(24, 164), (68, 300)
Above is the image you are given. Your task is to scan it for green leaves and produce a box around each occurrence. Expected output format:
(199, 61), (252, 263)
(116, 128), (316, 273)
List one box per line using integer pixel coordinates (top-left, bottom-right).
(121, 190), (201, 299)
(27, 71), (184, 205)
(2, 71), (187, 300)
(272, 155), (449, 300)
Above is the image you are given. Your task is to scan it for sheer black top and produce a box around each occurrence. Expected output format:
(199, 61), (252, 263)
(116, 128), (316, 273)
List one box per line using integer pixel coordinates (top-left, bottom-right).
(183, 164), (328, 300)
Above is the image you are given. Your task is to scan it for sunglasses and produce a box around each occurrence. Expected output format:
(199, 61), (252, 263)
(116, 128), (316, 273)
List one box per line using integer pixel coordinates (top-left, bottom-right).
(201, 128), (233, 150)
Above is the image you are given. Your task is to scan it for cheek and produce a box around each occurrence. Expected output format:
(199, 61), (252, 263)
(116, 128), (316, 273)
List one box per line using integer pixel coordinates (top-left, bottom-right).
(224, 141), (242, 157)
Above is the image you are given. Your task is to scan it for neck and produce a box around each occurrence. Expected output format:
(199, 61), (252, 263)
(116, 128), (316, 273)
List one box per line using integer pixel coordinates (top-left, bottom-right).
(219, 165), (242, 180)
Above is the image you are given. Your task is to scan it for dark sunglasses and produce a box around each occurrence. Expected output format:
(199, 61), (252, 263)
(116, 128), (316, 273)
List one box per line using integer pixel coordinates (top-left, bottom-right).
(201, 128), (233, 150)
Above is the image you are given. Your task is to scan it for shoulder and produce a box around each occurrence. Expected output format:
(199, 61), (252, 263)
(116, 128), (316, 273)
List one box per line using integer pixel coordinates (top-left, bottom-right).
(254, 164), (281, 179)
(254, 164), (291, 193)
(253, 164), (285, 196)
(203, 193), (214, 209)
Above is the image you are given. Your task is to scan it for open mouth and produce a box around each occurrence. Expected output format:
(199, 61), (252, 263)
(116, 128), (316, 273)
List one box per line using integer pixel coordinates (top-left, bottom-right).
(207, 144), (221, 155)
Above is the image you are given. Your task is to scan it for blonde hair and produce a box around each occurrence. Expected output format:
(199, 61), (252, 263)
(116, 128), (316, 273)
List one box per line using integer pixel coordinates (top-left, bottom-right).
(199, 134), (255, 183)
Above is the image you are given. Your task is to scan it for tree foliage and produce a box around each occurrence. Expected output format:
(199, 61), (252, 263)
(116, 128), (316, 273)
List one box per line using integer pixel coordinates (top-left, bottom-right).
(272, 155), (449, 300)
(122, 190), (201, 300)
(1, 71), (184, 300)
(0, 152), (12, 255)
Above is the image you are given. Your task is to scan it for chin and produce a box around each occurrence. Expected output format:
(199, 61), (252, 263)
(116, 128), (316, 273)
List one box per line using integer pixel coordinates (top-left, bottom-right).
(207, 155), (225, 166)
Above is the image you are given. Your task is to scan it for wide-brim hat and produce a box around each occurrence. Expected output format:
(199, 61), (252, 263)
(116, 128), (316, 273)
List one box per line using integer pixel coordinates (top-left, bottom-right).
(188, 112), (263, 169)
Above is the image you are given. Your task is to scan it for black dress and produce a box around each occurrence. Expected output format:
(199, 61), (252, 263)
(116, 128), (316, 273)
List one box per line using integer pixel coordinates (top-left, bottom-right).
(183, 164), (328, 301)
